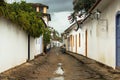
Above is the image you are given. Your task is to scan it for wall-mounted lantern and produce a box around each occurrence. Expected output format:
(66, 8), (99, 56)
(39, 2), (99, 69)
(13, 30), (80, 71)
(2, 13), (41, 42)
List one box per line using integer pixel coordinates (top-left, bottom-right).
(94, 9), (101, 20)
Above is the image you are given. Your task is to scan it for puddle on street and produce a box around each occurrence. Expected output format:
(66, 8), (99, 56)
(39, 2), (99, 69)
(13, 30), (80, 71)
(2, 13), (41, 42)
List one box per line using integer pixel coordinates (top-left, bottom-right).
(49, 76), (64, 80)
(49, 63), (64, 80)
(54, 63), (64, 75)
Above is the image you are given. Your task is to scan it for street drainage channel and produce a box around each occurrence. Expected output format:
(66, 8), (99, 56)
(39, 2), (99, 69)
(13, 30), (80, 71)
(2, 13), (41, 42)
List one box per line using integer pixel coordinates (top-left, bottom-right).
(49, 63), (64, 80)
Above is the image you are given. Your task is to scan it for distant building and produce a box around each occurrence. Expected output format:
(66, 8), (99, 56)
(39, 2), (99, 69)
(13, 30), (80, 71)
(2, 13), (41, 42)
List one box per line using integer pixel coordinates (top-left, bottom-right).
(30, 3), (51, 56)
(32, 3), (51, 25)
(51, 40), (62, 47)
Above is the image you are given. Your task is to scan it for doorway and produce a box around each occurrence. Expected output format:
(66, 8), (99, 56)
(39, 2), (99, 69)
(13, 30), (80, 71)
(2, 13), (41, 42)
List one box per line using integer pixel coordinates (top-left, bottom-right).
(116, 12), (120, 66)
(76, 35), (77, 53)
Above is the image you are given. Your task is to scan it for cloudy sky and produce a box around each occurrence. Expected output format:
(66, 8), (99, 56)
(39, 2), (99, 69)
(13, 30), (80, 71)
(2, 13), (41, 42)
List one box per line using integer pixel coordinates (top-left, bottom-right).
(26, 0), (74, 34)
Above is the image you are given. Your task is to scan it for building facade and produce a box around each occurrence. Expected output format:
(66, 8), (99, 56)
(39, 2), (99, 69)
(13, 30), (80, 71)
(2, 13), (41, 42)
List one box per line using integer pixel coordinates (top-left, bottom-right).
(0, 1), (50, 73)
(32, 3), (51, 56)
(64, 0), (120, 69)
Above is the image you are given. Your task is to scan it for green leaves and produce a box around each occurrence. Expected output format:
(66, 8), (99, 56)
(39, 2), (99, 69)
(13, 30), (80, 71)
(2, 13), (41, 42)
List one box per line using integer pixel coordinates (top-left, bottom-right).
(0, 1), (5, 6)
(73, 0), (96, 13)
(70, 0), (96, 24)
(0, 1), (45, 38)
(43, 28), (51, 45)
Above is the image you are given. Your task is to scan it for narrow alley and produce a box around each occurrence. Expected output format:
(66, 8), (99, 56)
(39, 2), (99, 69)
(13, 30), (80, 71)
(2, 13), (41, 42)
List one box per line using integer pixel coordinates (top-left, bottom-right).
(1, 0), (120, 80)
(1, 48), (120, 80)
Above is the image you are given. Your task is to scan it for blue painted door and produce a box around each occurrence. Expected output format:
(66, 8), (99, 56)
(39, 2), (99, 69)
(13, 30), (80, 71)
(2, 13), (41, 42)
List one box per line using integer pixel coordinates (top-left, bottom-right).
(116, 14), (120, 66)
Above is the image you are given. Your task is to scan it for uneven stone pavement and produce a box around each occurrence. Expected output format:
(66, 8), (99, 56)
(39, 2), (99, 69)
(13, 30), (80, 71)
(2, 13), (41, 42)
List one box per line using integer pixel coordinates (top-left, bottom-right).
(0, 47), (120, 80)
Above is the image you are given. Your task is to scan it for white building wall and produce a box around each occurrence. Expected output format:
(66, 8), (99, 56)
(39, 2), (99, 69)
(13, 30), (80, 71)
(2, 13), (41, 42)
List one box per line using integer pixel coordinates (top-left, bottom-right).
(52, 41), (62, 47)
(66, 0), (120, 68)
(77, 29), (86, 56)
(96, 0), (119, 68)
(39, 36), (43, 54)
(82, 0), (120, 68)
(0, 17), (28, 73)
(101, 0), (120, 68)
(57, 41), (62, 47)
(67, 26), (86, 56)
(82, 20), (99, 60)
(69, 30), (75, 52)
(83, 17), (115, 68)
(35, 36), (43, 56)
(30, 37), (36, 60)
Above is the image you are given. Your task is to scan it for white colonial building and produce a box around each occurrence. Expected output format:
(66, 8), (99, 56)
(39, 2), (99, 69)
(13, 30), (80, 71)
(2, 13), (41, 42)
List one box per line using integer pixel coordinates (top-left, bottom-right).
(63, 0), (120, 69)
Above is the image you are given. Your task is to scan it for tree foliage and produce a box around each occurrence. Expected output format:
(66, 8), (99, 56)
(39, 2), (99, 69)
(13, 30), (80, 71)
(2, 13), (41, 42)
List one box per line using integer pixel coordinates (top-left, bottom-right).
(52, 30), (62, 41)
(0, 1), (46, 38)
(68, 0), (96, 24)
(43, 28), (51, 45)
(73, 0), (96, 13)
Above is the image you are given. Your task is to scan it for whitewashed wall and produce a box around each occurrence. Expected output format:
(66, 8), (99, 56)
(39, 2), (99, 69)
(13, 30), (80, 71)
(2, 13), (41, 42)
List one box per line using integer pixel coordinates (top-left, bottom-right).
(100, 0), (120, 68)
(57, 41), (62, 47)
(77, 29), (86, 56)
(67, 30), (75, 52)
(30, 37), (36, 60)
(66, 0), (120, 68)
(0, 17), (28, 73)
(82, 0), (120, 68)
(52, 41), (61, 47)
(82, 19), (99, 60)
(35, 36), (43, 56)
(67, 26), (86, 56)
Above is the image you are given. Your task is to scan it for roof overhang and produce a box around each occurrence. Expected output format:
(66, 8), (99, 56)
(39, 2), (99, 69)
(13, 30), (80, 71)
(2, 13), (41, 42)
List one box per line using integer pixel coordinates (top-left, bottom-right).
(64, 20), (82, 33)
(63, 0), (112, 34)
(80, 0), (112, 25)
(42, 13), (51, 21)
(64, 0), (102, 33)
(31, 3), (49, 9)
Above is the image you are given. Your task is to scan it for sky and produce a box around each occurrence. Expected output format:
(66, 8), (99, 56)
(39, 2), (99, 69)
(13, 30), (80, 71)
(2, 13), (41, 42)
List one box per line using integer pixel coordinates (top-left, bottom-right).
(26, 0), (74, 34)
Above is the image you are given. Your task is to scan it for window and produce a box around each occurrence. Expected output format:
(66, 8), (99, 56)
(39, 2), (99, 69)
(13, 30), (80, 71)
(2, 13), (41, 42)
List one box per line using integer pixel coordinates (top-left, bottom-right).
(36, 7), (40, 12)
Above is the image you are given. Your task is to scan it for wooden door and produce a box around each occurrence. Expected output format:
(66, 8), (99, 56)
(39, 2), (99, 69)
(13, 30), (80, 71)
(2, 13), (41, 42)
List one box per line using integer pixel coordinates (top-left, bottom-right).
(76, 35), (77, 53)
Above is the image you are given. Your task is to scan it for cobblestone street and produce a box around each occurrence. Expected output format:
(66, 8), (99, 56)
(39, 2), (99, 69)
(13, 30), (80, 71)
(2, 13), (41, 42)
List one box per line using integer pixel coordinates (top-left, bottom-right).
(1, 47), (120, 80)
